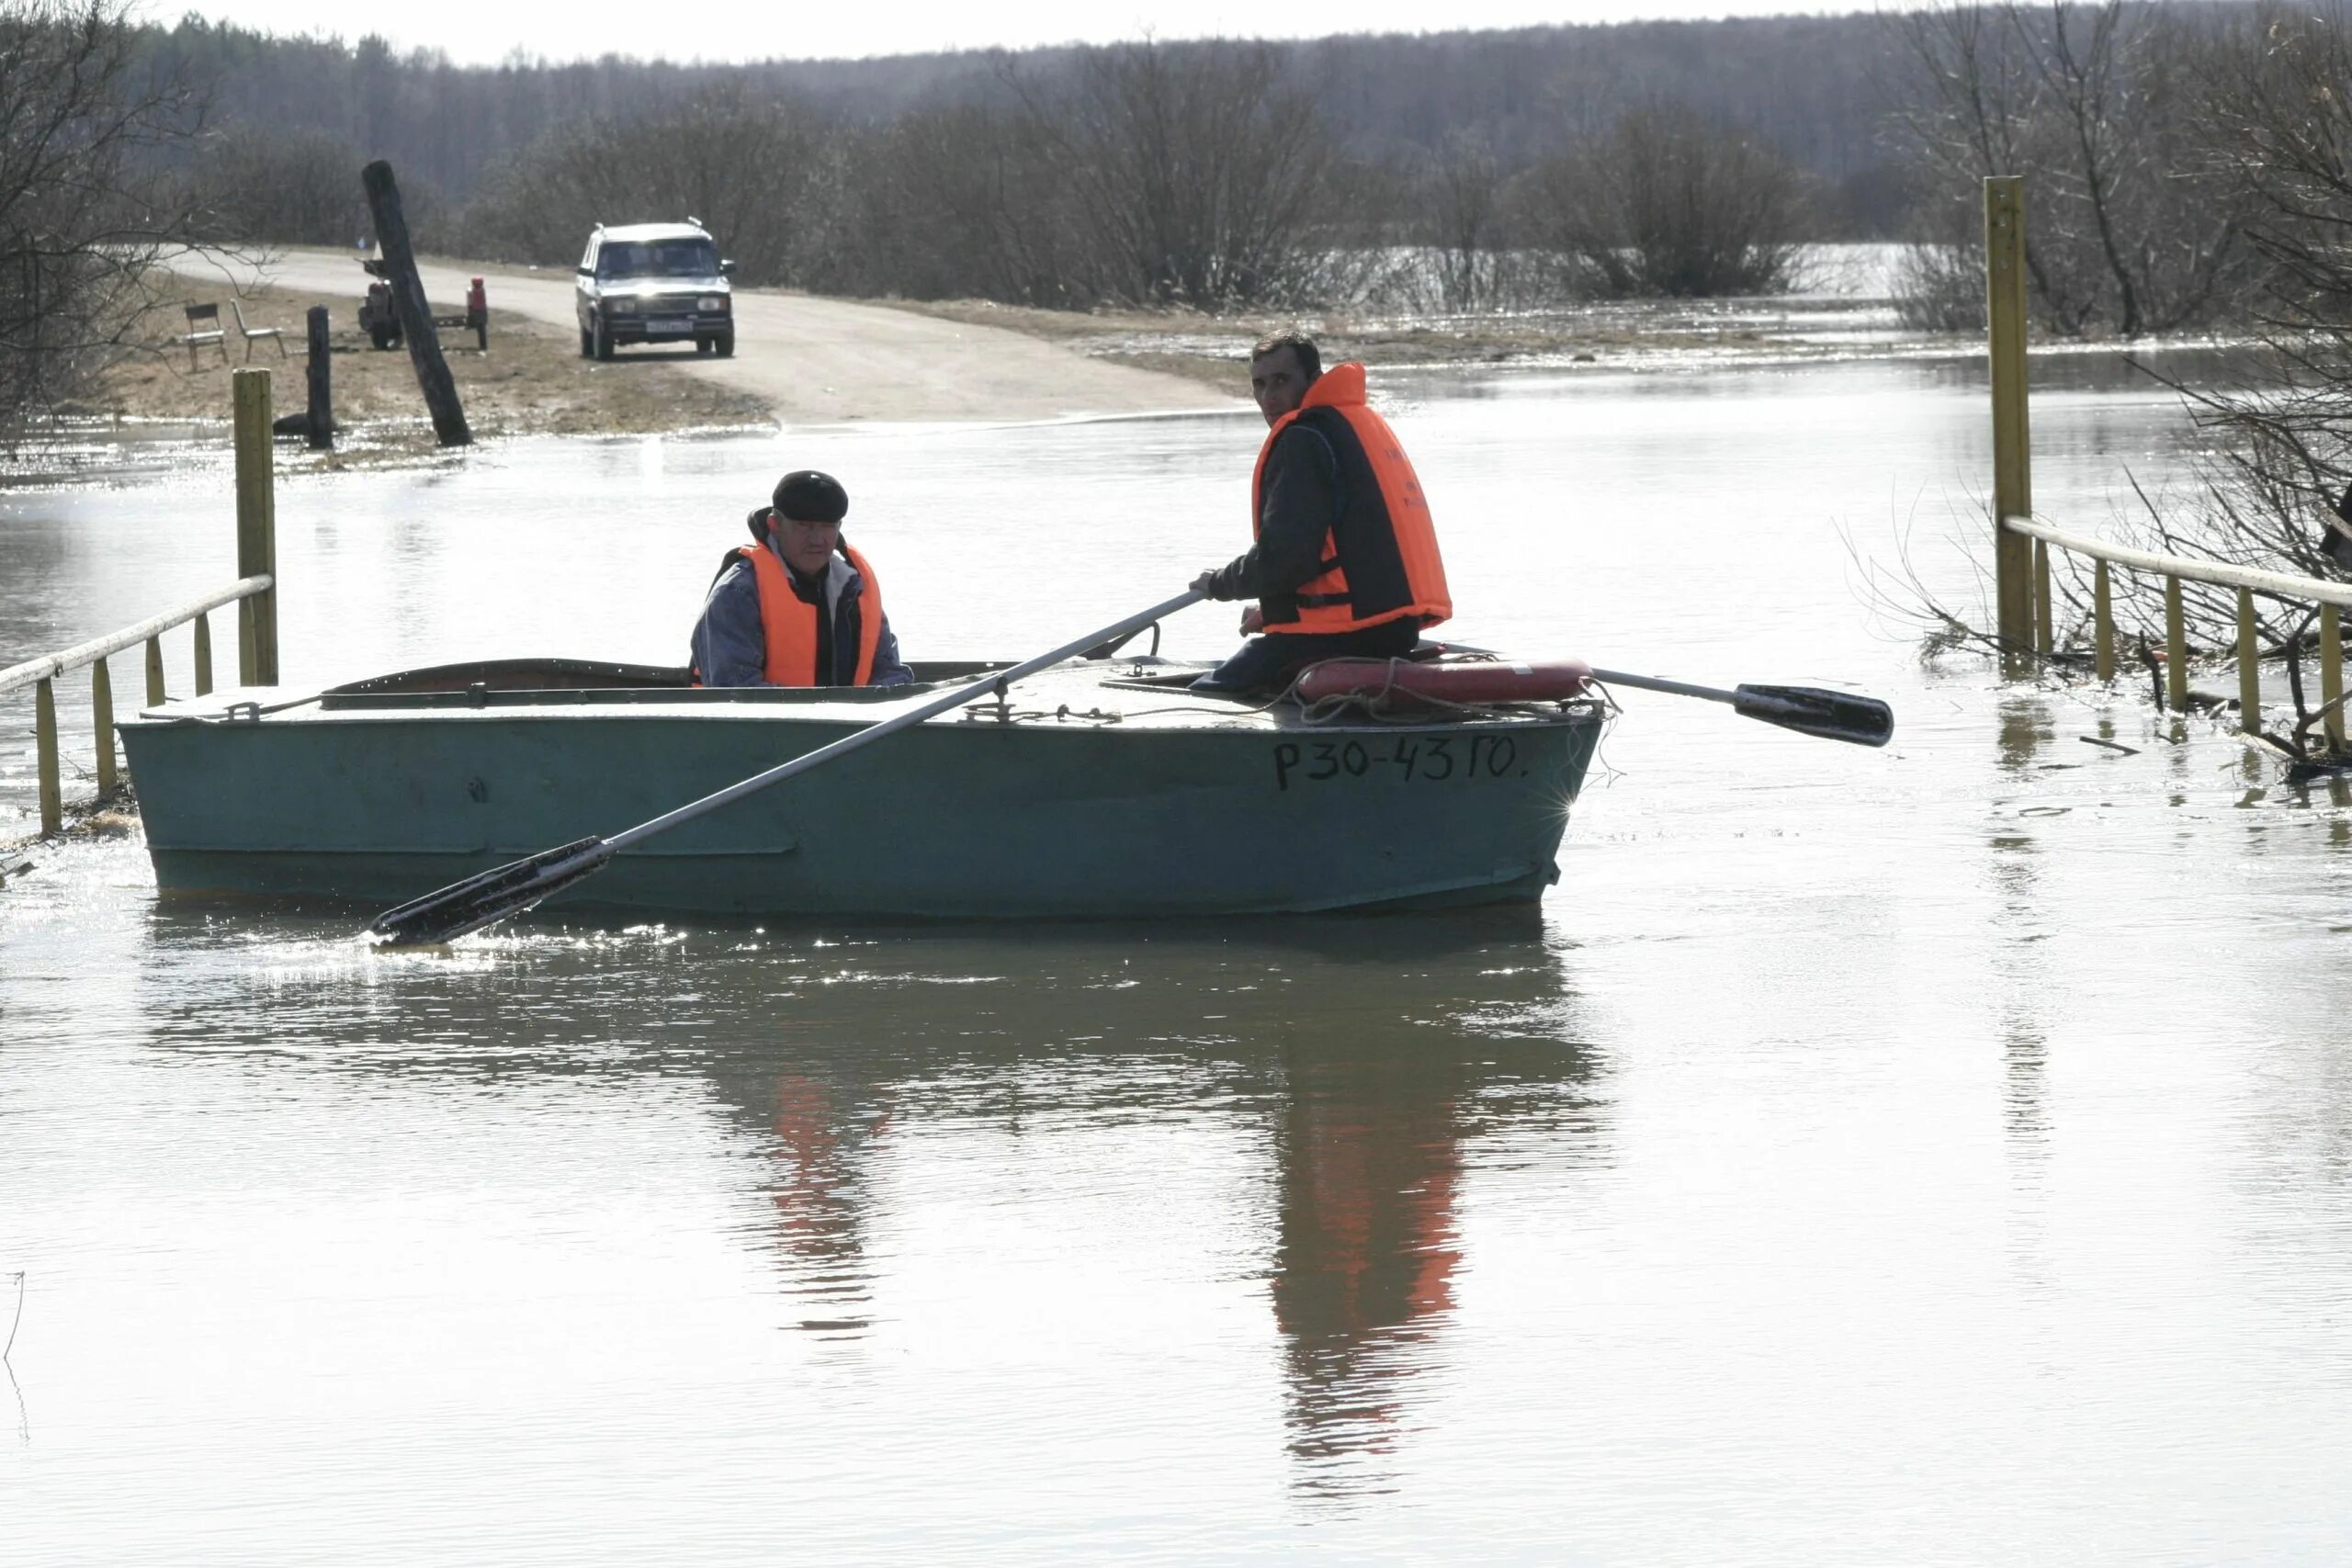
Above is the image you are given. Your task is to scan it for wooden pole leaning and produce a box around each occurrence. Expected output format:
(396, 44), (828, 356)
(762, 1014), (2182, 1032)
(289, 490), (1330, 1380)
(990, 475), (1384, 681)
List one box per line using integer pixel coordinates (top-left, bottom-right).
(90, 658), (115, 796)
(34, 676), (59, 837)
(2093, 558), (2115, 682)
(232, 368), (278, 687)
(144, 635), (164, 705)
(361, 160), (470, 448)
(2324, 604), (2346, 751)
(2165, 574), (2188, 712)
(2237, 586), (2261, 734)
(194, 612), (213, 696)
(1984, 176), (2034, 671)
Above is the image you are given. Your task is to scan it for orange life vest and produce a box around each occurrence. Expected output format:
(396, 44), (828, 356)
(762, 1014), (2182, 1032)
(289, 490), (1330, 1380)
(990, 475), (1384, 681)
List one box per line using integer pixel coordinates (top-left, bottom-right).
(1250, 361), (1450, 636)
(741, 539), (884, 686)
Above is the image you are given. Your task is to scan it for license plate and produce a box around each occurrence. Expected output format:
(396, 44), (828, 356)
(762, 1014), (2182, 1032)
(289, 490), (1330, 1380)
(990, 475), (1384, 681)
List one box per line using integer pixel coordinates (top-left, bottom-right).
(647, 317), (691, 333)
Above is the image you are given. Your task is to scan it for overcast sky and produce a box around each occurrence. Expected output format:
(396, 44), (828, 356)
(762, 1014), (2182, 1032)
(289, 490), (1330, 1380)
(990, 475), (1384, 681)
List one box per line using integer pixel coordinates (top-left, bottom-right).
(159, 0), (1876, 66)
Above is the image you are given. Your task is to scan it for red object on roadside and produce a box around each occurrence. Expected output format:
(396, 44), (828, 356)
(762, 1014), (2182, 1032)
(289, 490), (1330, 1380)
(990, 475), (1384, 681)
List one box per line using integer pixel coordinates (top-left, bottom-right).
(1293, 658), (1593, 705)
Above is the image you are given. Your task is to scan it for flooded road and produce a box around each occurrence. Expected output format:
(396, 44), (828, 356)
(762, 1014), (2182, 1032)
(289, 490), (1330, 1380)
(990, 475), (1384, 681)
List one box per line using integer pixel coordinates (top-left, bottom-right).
(6, 355), (2351, 1562)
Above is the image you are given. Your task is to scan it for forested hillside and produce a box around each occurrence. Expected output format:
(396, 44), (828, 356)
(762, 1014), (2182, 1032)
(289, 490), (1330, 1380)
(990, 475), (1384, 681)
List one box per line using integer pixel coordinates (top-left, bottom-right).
(142, 11), (1925, 230)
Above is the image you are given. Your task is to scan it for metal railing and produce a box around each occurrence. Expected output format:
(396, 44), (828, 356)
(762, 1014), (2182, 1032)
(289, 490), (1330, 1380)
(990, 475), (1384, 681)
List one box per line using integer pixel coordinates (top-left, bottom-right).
(2001, 515), (2348, 747)
(4, 367), (280, 839)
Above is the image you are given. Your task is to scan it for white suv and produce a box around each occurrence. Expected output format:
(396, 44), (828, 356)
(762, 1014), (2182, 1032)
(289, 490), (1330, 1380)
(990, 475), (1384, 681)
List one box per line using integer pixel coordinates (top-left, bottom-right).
(574, 221), (735, 360)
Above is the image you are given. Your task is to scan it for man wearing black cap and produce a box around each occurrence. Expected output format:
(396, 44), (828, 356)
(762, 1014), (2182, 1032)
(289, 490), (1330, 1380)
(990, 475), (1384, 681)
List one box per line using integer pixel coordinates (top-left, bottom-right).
(690, 470), (912, 688)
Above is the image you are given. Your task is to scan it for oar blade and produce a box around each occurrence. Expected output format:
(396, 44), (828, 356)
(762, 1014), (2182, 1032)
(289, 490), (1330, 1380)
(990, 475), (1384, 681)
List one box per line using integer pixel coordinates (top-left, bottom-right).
(1730, 684), (1895, 748)
(367, 835), (616, 948)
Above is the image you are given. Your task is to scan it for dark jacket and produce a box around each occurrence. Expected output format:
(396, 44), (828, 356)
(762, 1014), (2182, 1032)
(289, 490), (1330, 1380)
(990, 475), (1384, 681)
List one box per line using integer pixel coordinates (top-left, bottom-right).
(1201, 423), (1340, 603)
(690, 532), (912, 688)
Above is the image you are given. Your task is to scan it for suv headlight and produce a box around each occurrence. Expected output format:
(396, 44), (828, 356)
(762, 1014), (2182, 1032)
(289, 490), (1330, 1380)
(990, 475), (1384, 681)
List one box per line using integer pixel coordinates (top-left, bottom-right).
(698, 296), (727, 313)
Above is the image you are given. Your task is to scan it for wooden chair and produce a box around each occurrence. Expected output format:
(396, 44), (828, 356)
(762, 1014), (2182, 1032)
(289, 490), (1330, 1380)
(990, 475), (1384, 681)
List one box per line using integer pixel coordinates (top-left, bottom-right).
(228, 299), (287, 360)
(180, 303), (228, 369)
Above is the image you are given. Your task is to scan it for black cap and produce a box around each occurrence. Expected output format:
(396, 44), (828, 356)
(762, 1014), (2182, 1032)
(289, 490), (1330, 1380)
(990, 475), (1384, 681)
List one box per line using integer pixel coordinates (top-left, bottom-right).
(773, 469), (848, 524)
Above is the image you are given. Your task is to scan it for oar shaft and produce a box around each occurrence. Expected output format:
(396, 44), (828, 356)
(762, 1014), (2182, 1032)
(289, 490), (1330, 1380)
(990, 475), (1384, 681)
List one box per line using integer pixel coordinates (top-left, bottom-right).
(608, 588), (1205, 853)
(1586, 667), (1739, 705)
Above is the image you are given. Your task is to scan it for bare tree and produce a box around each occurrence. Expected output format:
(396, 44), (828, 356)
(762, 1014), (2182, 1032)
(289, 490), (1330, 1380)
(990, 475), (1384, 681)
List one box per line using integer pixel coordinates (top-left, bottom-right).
(1521, 104), (1811, 297)
(1885, 1), (2251, 338)
(2134, 5), (2352, 590)
(1417, 130), (1510, 310)
(197, 126), (369, 246)
(1025, 39), (1340, 310)
(812, 99), (1103, 306)
(0, 0), (208, 431)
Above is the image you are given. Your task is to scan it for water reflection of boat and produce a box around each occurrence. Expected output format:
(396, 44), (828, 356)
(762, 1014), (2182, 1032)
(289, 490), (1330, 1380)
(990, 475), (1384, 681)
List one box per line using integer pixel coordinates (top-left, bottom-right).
(119, 655), (1605, 919)
(669, 919), (1601, 1490)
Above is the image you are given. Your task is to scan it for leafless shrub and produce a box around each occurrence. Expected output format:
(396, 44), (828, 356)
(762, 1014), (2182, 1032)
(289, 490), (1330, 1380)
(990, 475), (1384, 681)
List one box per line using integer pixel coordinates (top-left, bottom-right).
(811, 100), (1102, 306)
(1519, 105), (1811, 297)
(1886, 170), (1988, 331)
(195, 125), (369, 246)
(458, 83), (828, 286)
(1885, 1), (2253, 338)
(1023, 39), (1341, 310)
(0, 0), (210, 431)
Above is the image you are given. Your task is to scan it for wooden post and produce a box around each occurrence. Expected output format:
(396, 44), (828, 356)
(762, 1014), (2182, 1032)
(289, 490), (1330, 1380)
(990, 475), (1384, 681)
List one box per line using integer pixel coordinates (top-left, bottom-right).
(2033, 538), (2052, 656)
(2324, 603), (2346, 751)
(2238, 586), (2261, 734)
(2165, 574), (2188, 712)
(360, 160), (470, 447)
(233, 368), (278, 687)
(1985, 176), (2034, 671)
(2093, 559), (2115, 682)
(305, 304), (334, 450)
(34, 676), (59, 836)
(194, 612), (213, 696)
(90, 657), (116, 795)
(144, 635), (164, 705)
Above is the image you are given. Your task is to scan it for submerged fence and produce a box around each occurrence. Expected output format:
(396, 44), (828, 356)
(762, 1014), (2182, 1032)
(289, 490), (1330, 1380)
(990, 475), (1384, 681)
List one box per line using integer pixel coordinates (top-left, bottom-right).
(3, 368), (279, 839)
(1981, 176), (2348, 748)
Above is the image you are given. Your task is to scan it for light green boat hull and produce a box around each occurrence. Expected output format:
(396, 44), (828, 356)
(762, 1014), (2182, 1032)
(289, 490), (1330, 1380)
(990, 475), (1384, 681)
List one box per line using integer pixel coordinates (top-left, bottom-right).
(120, 660), (1602, 920)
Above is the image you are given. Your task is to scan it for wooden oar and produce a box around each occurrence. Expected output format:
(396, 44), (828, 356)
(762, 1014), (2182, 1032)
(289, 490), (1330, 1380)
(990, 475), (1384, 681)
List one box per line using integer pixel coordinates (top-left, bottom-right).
(367, 588), (1208, 947)
(1586, 667), (1894, 748)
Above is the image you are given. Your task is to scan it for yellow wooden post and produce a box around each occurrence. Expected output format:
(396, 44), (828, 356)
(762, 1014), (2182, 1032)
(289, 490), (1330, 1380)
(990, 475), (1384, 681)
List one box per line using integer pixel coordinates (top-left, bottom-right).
(2238, 587), (2261, 734)
(144, 634), (165, 705)
(2093, 559), (2115, 682)
(194, 611), (213, 696)
(232, 368), (278, 687)
(90, 658), (116, 796)
(1985, 176), (2033, 670)
(2324, 603), (2346, 751)
(2033, 538), (2052, 656)
(2165, 574), (2188, 712)
(34, 676), (60, 836)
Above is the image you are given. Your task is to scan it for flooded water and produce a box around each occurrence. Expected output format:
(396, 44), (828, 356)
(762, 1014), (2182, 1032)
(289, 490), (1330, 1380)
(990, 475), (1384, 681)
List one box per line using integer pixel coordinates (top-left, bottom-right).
(6, 351), (2352, 1562)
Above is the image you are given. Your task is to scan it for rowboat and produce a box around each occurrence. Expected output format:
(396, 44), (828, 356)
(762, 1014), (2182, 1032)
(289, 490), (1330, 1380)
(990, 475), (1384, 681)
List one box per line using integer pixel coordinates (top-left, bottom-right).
(118, 653), (1608, 920)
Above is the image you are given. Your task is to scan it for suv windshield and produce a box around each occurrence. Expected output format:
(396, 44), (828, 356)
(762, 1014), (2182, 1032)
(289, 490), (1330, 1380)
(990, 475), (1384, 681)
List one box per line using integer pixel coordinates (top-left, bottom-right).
(596, 239), (719, 280)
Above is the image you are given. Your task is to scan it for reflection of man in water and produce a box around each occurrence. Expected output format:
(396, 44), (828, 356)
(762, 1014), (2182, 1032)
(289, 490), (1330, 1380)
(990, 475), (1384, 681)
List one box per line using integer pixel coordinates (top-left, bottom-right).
(768, 1072), (891, 1331)
(1272, 1050), (1464, 1472)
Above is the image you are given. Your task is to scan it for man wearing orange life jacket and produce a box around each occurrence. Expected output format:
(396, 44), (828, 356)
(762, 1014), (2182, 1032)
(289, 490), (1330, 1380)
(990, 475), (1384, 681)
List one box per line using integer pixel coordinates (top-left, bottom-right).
(689, 469), (912, 689)
(1190, 332), (1451, 693)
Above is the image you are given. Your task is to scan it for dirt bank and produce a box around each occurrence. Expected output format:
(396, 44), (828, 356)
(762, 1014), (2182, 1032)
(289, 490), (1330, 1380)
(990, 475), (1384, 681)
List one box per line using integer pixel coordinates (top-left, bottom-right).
(72, 275), (768, 459)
